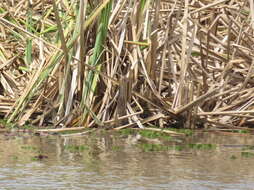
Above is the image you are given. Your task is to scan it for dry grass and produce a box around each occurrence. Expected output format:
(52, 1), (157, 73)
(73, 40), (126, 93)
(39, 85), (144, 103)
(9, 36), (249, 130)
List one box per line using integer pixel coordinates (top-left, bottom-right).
(0, 0), (254, 129)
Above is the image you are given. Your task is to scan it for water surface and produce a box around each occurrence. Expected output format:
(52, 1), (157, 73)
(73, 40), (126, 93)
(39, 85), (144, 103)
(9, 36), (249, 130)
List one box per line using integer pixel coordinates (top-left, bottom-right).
(0, 130), (254, 190)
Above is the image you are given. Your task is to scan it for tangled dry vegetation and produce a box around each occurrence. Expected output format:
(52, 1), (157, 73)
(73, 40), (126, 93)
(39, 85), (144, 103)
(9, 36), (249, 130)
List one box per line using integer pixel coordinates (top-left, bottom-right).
(0, 0), (254, 129)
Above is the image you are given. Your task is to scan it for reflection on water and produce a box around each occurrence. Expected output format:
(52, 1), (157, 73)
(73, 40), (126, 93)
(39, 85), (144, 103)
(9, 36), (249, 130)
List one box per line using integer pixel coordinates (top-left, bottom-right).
(0, 131), (254, 190)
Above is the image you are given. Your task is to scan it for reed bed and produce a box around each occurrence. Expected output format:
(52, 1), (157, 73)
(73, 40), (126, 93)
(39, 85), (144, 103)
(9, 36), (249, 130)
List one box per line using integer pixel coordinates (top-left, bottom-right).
(0, 0), (254, 129)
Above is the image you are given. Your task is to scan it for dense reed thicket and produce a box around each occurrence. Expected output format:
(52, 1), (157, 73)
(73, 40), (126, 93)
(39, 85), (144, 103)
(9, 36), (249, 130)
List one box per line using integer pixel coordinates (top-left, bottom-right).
(0, 0), (254, 129)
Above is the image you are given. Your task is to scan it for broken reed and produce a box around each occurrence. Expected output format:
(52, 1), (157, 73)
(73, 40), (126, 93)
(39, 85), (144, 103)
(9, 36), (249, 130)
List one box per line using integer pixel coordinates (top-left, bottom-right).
(0, 0), (254, 129)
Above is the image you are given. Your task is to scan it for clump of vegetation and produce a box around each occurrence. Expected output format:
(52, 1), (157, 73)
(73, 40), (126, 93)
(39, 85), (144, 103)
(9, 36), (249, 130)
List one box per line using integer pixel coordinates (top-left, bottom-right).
(0, 119), (35, 129)
(23, 124), (36, 130)
(31, 157), (39, 161)
(0, 1), (254, 130)
(242, 146), (254, 151)
(0, 119), (15, 128)
(187, 143), (216, 150)
(64, 145), (89, 153)
(230, 155), (237, 160)
(119, 128), (174, 141)
(138, 143), (171, 152)
(21, 145), (38, 151)
(10, 155), (18, 160)
(168, 128), (193, 136)
(241, 152), (254, 158)
(139, 130), (172, 141)
(119, 128), (136, 136)
(137, 142), (216, 152)
(233, 130), (249, 134)
(111, 145), (122, 152)
(171, 145), (184, 151)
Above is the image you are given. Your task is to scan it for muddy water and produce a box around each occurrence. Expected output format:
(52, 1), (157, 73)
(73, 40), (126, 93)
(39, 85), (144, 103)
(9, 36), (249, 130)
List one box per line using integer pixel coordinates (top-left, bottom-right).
(0, 130), (254, 190)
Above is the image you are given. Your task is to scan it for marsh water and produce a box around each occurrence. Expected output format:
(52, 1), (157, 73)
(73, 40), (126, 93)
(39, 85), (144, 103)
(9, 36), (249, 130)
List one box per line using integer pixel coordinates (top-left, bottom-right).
(0, 130), (254, 190)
